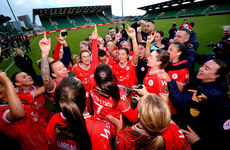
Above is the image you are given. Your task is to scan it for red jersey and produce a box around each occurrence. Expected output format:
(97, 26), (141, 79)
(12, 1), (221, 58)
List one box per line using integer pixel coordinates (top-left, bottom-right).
(67, 61), (74, 72)
(100, 57), (118, 67)
(46, 112), (111, 150)
(73, 38), (99, 92)
(143, 69), (169, 96)
(0, 104), (48, 150)
(73, 63), (94, 92)
(84, 113), (111, 150)
(90, 87), (133, 137)
(112, 60), (138, 89)
(116, 123), (190, 150)
(168, 61), (189, 86)
(105, 45), (118, 59)
(17, 86), (54, 123)
(129, 51), (134, 60)
(167, 61), (189, 114)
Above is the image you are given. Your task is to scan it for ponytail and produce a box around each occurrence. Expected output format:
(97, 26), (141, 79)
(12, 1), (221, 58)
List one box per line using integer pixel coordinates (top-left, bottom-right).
(100, 80), (120, 108)
(124, 94), (171, 150)
(94, 64), (120, 108)
(55, 77), (92, 150)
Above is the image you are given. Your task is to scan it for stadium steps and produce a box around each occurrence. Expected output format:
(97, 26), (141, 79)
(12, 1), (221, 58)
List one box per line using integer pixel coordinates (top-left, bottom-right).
(39, 17), (56, 31)
(177, 4), (208, 17)
(50, 16), (75, 29)
(204, 3), (230, 15)
(84, 14), (105, 24)
(68, 15), (89, 26)
(159, 10), (179, 18)
(66, 16), (77, 27)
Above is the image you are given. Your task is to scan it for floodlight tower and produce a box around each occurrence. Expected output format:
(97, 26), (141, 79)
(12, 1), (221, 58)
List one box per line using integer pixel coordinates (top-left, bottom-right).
(6, 0), (24, 35)
(121, 0), (124, 19)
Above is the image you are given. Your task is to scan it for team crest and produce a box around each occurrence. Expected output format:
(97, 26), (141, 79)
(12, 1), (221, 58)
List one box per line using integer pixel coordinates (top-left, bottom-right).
(172, 73), (178, 79)
(126, 66), (130, 71)
(223, 119), (230, 130)
(148, 80), (154, 86)
(141, 67), (145, 72)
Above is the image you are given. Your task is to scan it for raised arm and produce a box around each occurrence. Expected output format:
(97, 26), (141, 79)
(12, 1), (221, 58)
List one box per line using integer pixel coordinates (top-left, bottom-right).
(91, 25), (99, 70)
(137, 26), (143, 43)
(0, 72), (26, 121)
(145, 35), (155, 59)
(108, 33), (122, 59)
(126, 24), (139, 65)
(39, 32), (55, 92)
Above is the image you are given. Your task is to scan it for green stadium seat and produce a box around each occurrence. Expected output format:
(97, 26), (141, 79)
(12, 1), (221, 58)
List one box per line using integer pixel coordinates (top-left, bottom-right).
(50, 16), (75, 30)
(40, 17), (56, 31)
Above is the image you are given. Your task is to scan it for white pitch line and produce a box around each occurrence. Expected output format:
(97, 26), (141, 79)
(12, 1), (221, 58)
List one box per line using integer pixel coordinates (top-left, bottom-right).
(4, 36), (39, 73)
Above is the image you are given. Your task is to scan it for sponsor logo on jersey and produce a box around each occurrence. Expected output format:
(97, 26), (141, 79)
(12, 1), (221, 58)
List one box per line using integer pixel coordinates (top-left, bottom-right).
(183, 79), (188, 84)
(163, 86), (167, 93)
(148, 80), (154, 86)
(93, 87), (110, 98)
(172, 73), (178, 79)
(223, 119), (230, 130)
(161, 80), (167, 86)
(55, 123), (75, 140)
(185, 74), (189, 79)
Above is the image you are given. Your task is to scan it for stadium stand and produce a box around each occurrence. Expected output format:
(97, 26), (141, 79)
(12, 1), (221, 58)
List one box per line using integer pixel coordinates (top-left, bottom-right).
(33, 6), (112, 30)
(68, 15), (88, 26)
(39, 17), (56, 31)
(138, 0), (230, 20)
(50, 16), (75, 29)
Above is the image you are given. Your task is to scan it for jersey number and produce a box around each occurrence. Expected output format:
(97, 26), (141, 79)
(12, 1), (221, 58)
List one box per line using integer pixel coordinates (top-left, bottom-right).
(94, 101), (103, 115)
(178, 130), (185, 138)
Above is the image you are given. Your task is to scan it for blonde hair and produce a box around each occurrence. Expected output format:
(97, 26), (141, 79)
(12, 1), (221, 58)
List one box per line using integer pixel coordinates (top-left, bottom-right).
(125, 94), (171, 150)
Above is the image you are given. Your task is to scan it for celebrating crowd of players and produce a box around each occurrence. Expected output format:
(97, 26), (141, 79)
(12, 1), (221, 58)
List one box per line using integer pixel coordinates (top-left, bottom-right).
(0, 19), (230, 150)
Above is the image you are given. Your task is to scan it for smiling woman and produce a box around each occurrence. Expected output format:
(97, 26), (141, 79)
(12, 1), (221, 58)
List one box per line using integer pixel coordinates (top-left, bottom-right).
(160, 59), (229, 150)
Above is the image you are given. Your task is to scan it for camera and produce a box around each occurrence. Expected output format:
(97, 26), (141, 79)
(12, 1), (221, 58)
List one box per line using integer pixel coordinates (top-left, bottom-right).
(61, 31), (67, 37)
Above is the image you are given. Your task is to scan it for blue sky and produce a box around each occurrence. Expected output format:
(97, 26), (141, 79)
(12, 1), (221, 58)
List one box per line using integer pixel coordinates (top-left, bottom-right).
(0, 0), (165, 25)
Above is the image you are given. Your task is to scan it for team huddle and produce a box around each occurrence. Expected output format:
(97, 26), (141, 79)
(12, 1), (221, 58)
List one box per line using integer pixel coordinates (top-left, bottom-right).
(0, 20), (229, 150)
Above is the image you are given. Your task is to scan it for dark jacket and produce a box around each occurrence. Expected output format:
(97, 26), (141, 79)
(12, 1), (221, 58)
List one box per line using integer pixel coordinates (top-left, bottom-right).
(14, 54), (33, 70)
(168, 79), (228, 149)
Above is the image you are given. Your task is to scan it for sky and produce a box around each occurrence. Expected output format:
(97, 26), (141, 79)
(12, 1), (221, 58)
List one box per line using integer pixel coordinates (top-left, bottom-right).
(0, 0), (166, 25)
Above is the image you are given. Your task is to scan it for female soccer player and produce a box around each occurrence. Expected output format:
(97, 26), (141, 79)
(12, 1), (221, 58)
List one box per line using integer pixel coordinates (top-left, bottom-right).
(46, 77), (111, 150)
(11, 71), (54, 123)
(167, 42), (189, 92)
(90, 64), (138, 137)
(142, 48), (171, 103)
(112, 25), (139, 89)
(39, 32), (69, 97)
(167, 42), (190, 115)
(0, 71), (48, 150)
(72, 25), (99, 92)
(116, 93), (191, 150)
(150, 30), (166, 51)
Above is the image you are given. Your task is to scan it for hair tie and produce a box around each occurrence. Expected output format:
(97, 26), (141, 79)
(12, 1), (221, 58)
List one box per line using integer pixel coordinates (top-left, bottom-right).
(149, 132), (162, 137)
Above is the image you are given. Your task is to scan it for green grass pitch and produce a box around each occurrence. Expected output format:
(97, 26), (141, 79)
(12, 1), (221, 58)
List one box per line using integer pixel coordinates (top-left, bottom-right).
(1, 14), (230, 78)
